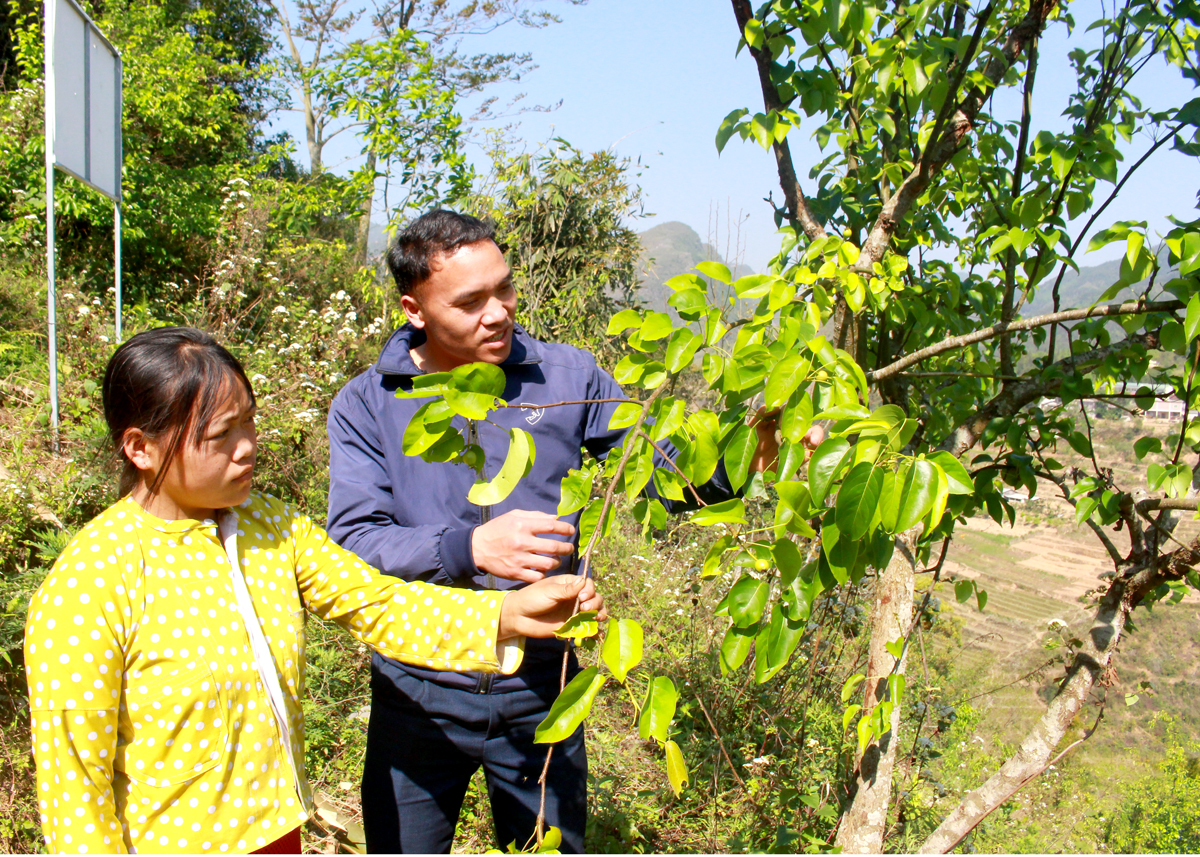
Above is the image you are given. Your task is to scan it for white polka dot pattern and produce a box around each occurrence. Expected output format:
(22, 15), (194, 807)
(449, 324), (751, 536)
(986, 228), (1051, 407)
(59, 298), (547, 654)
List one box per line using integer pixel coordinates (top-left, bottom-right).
(24, 492), (517, 854)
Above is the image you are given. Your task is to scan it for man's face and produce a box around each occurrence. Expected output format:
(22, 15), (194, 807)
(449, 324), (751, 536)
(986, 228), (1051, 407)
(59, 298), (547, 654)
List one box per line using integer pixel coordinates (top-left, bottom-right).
(400, 240), (517, 371)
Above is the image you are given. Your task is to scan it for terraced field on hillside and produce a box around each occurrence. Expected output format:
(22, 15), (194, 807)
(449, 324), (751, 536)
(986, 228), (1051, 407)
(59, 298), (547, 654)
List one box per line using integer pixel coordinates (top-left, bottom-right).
(931, 462), (1200, 769)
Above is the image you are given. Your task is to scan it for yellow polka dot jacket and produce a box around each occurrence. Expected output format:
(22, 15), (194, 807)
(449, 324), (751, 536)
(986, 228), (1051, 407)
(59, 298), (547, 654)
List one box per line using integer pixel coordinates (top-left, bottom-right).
(24, 491), (523, 854)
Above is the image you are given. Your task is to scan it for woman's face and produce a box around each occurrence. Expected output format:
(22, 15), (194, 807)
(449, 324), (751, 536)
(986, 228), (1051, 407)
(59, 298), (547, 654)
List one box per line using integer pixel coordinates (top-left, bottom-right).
(131, 380), (258, 521)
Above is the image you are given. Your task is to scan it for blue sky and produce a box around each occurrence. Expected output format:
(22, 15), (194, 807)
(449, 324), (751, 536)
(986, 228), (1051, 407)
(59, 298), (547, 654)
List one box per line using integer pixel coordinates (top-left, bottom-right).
(269, 0), (1199, 272)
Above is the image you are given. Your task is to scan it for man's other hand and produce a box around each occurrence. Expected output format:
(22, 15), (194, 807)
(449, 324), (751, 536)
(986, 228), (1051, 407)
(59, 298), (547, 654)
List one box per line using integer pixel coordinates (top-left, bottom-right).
(498, 575), (606, 640)
(750, 409), (826, 476)
(472, 510), (576, 583)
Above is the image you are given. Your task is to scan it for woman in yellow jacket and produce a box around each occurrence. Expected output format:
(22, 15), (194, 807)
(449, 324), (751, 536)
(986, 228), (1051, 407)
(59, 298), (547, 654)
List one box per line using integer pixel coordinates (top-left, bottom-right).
(24, 327), (602, 854)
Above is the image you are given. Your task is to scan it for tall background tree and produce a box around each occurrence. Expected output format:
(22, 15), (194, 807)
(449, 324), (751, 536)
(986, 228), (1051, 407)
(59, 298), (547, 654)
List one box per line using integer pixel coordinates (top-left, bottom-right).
(707, 0), (1200, 850)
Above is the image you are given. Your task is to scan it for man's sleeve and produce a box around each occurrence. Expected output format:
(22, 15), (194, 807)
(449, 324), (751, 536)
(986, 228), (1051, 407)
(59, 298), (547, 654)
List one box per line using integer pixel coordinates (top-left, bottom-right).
(326, 383), (479, 585)
(579, 358), (734, 513)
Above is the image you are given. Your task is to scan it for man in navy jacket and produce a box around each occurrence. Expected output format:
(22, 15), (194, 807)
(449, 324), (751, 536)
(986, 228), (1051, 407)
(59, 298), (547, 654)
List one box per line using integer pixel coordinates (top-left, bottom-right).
(326, 210), (778, 853)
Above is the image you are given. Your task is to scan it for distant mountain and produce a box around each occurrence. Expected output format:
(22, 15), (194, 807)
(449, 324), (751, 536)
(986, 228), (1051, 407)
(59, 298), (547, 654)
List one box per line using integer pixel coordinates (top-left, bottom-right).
(635, 221), (755, 318)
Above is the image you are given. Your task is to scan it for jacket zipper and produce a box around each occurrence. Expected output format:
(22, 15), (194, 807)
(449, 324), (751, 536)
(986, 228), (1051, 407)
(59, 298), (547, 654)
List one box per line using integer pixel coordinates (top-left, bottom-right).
(468, 418), (497, 695)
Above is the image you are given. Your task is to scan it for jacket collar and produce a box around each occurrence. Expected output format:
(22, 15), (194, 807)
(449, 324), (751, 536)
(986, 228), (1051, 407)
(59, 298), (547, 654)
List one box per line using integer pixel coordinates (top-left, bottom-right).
(375, 323), (542, 377)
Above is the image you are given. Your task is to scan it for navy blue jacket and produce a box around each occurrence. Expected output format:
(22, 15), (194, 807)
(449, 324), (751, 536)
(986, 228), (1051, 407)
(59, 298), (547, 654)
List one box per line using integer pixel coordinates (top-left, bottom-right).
(327, 324), (731, 691)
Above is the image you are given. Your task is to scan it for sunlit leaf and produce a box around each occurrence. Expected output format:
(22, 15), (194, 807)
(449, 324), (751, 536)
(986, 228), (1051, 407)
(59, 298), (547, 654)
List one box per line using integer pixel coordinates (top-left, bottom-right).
(601, 618), (644, 683)
(665, 740), (689, 796)
(554, 611), (599, 641)
(534, 667), (607, 744)
(467, 428), (534, 506)
(638, 676), (679, 742)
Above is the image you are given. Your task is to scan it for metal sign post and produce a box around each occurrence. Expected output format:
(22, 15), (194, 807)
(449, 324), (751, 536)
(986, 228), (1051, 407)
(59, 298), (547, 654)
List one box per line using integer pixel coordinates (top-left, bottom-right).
(44, 0), (123, 453)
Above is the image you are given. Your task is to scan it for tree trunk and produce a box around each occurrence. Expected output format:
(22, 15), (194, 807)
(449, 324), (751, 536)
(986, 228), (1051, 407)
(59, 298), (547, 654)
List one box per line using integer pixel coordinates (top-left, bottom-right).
(836, 532), (916, 853)
(918, 532), (1200, 852)
(355, 147), (378, 266)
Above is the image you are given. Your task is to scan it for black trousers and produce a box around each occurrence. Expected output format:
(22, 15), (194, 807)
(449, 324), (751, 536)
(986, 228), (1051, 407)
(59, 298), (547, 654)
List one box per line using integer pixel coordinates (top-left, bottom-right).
(361, 668), (588, 854)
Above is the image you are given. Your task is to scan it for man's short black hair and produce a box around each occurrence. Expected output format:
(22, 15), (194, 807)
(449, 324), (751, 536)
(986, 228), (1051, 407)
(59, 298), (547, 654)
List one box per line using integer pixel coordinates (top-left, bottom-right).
(387, 209), (498, 296)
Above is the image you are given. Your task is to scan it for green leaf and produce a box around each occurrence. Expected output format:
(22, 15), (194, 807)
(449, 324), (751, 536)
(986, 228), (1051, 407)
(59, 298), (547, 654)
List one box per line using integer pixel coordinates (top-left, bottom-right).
(808, 437), (852, 506)
(696, 260), (733, 284)
(691, 498), (747, 526)
(535, 827), (562, 853)
(765, 353), (812, 409)
(450, 361), (506, 396)
(885, 637), (904, 659)
(665, 739), (689, 796)
(702, 534), (734, 579)
(577, 497), (613, 547)
(1075, 495), (1099, 524)
(608, 401), (642, 430)
(841, 673), (866, 703)
(668, 287), (708, 320)
(975, 587), (988, 612)
(1050, 147), (1075, 182)
(665, 328), (701, 373)
(743, 16), (765, 49)
(420, 429), (466, 463)
(843, 704), (862, 731)
(772, 537), (803, 583)
(723, 422), (758, 493)
(723, 574), (770, 627)
(1187, 295), (1200, 343)
(857, 714), (874, 756)
(1134, 436), (1163, 460)
(554, 611), (599, 641)
(719, 623), (756, 674)
(651, 398), (687, 442)
(733, 273), (773, 298)
(1162, 320), (1186, 354)
(835, 462), (884, 540)
(955, 579), (973, 603)
(534, 667), (607, 743)
(820, 507), (857, 585)
(607, 308), (642, 335)
(638, 676), (679, 742)
(895, 459), (938, 532)
(557, 466), (593, 516)
(928, 451), (973, 495)
(653, 467), (688, 502)
(601, 618), (643, 683)
(401, 399), (455, 457)
(775, 442), (810, 489)
(780, 391), (814, 444)
(716, 108), (749, 153)
(640, 311), (674, 341)
(467, 428), (534, 506)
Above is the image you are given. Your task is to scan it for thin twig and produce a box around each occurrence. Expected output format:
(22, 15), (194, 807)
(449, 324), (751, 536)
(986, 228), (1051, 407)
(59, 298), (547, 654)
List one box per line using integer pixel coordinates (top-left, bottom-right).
(635, 428), (708, 507)
(534, 379), (671, 844)
(696, 695), (748, 789)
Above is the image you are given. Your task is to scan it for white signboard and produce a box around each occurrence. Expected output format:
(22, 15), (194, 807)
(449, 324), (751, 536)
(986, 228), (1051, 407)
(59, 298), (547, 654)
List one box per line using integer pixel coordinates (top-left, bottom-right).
(44, 0), (124, 452)
(48, 0), (122, 201)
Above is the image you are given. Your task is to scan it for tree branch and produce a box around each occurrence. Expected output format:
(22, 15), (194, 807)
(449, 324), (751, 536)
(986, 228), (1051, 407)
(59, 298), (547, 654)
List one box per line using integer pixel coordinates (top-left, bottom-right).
(939, 331), (1160, 458)
(730, 0), (828, 242)
(854, 0), (1058, 273)
(919, 530), (1200, 852)
(870, 300), (1180, 382)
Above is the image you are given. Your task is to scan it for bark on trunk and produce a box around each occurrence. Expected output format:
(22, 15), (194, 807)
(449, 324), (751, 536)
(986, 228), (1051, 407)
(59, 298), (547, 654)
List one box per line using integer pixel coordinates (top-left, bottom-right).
(918, 534), (1200, 852)
(355, 148), (378, 266)
(918, 583), (1124, 851)
(836, 532), (917, 853)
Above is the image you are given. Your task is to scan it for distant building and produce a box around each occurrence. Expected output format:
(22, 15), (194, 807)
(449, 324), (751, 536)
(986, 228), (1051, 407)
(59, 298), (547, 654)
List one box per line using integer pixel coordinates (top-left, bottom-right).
(1146, 394), (1186, 421)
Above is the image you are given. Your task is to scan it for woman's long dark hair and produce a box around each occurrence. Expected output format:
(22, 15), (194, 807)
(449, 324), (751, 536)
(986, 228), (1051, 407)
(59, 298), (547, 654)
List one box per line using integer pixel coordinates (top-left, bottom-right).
(102, 327), (255, 496)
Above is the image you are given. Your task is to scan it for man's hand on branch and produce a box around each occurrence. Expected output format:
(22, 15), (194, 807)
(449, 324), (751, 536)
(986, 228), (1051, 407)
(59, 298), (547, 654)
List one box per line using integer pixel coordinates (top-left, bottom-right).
(472, 509), (576, 583)
(498, 574), (606, 640)
(749, 408), (826, 474)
